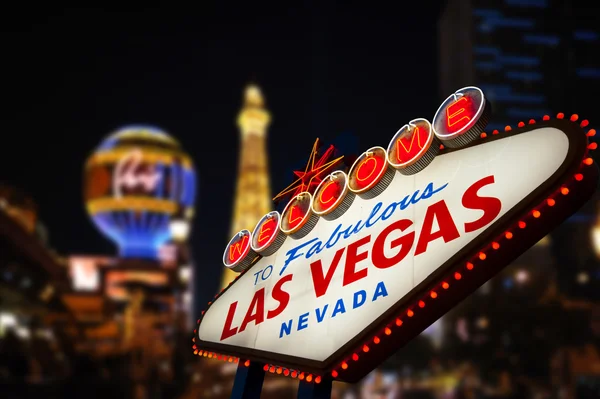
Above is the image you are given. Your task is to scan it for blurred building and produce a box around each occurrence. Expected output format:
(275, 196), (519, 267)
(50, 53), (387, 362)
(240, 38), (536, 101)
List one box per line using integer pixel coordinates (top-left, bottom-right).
(439, 0), (600, 131)
(0, 186), (69, 319)
(220, 84), (273, 290)
(0, 184), (38, 233)
(0, 185), (75, 395)
(549, 197), (600, 302)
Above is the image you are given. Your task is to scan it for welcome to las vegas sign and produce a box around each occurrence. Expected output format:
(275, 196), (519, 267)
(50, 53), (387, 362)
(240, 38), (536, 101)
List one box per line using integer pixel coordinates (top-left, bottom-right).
(193, 86), (599, 384)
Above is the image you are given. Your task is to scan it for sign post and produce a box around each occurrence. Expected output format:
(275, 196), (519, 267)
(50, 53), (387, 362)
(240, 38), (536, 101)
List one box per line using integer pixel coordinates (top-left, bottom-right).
(230, 362), (265, 399)
(297, 377), (333, 399)
(193, 87), (599, 398)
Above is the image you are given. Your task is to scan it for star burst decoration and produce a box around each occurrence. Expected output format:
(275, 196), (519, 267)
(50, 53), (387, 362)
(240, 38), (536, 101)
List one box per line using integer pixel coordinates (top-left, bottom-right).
(273, 138), (343, 203)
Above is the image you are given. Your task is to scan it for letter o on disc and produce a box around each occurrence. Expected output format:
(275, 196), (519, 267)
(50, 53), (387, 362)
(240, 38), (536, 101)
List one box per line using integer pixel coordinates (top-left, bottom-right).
(348, 146), (395, 199)
(223, 229), (258, 273)
(387, 118), (440, 175)
(432, 86), (491, 148)
(312, 171), (355, 221)
(281, 192), (319, 239)
(251, 211), (286, 256)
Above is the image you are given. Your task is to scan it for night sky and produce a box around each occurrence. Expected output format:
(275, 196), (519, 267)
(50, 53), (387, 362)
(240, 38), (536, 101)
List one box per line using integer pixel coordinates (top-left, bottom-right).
(1, 4), (445, 306)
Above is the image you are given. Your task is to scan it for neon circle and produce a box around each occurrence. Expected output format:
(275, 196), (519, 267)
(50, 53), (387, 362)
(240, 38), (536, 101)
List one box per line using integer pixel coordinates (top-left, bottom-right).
(357, 157), (378, 182)
(251, 211), (280, 252)
(281, 192), (313, 234)
(312, 171), (349, 216)
(387, 118), (434, 168)
(348, 147), (388, 194)
(432, 86), (485, 139)
(223, 229), (252, 268)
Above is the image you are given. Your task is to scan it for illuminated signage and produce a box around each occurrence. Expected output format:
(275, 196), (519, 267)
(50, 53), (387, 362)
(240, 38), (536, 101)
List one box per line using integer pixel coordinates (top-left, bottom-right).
(194, 88), (598, 384)
(224, 230), (256, 273)
(69, 256), (112, 292)
(281, 192), (319, 239)
(84, 126), (197, 260)
(104, 270), (170, 301)
(113, 148), (161, 198)
(251, 211), (286, 256)
(432, 86), (489, 148)
(387, 118), (439, 175)
(348, 147), (394, 199)
(312, 171), (354, 220)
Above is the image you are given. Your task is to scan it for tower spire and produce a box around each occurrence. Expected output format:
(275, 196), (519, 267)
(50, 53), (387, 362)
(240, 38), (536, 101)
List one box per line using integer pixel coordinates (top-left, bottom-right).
(221, 84), (273, 290)
(237, 83), (271, 138)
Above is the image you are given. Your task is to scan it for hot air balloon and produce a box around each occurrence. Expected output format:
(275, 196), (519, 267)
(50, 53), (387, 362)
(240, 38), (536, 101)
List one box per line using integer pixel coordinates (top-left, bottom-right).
(84, 125), (196, 259)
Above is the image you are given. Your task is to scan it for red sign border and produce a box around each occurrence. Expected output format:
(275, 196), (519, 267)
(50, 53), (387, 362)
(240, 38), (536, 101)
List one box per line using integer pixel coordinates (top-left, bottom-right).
(195, 116), (597, 383)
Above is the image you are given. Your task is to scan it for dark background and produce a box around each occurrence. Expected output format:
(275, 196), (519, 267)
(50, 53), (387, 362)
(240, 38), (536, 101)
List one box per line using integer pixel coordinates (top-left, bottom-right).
(0, 4), (444, 307)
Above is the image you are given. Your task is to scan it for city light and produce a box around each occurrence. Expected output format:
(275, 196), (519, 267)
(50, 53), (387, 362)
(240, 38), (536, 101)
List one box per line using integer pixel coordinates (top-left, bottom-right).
(179, 265), (192, 284)
(170, 219), (191, 243)
(515, 270), (529, 284)
(476, 316), (490, 329)
(592, 208), (600, 258)
(577, 271), (590, 285)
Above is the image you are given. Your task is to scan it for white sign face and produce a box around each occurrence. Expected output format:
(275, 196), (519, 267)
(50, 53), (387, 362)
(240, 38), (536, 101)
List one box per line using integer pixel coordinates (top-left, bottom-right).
(199, 127), (569, 362)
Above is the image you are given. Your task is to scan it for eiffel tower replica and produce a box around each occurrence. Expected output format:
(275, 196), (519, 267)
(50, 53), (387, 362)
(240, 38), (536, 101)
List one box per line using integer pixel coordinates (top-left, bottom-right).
(221, 84), (273, 290)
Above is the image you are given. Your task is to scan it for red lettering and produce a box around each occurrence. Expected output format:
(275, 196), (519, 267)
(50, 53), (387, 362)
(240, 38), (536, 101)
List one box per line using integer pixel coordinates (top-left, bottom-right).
(220, 301), (239, 341)
(288, 205), (304, 227)
(309, 247), (345, 298)
(229, 236), (248, 261)
(356, 157), (377, 182)
(396, 126), (426, 163)
(238, 288), (265, 333)
(258, 218), (276, 244)
(343, 235), (371, 287)
(267, 274), (293, 319)
(462, 175), (502, 233)
(446, 96), (471, 132)
(372, 219), (415, 268)
(415, 200), (460, 255)
(319, 180), (338, 206)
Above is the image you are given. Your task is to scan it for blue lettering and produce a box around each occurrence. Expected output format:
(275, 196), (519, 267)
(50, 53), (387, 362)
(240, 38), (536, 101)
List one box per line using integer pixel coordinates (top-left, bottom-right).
(422, 181), (447, 199)
(341, 225), (354, 240)
(332, 299), (346, 317)
(397, 194), (411, 210)
(315, 305), (328, 323)
(298, 312), (310, 330)
(279, 319), (293, 338)
(365, 202), (384, 227)
(351, 220), (365, 235)
(372, 281), (389, 301)
(324, 224), (343, 249)
(306, 241), (323, 257)
(279, 181), (448, 271)
(253, 271), (261, 285)
(280, 237), (319, 275)
(262, 265), (273, 280)
(353, 290), (367, 309)
(381, 202), (397, 221)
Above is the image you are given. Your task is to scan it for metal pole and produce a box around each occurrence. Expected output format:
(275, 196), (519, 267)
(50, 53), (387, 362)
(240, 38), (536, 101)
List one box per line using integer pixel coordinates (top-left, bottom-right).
(297, 377), (333, 399)
(229, 362), (265, 399)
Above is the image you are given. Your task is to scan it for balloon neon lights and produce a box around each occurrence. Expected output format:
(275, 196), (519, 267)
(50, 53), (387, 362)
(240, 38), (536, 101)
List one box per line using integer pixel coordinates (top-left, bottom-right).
(85, 125), (196, 260)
